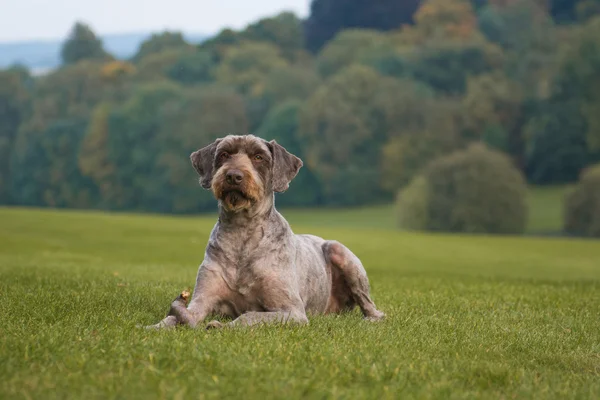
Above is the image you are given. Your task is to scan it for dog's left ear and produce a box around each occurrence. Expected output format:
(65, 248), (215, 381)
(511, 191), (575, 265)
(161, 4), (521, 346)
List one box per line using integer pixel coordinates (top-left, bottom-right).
(268, 140), (303, 193)
(190, 138), (222, 189)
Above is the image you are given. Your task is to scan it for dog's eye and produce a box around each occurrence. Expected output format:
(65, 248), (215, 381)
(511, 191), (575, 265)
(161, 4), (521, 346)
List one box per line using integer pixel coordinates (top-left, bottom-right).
(254, 154), (263, 161)
(220, 152), (230, 160)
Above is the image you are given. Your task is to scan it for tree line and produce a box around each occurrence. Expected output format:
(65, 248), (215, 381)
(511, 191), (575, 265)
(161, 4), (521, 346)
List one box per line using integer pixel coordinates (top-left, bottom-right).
(1, 0), (600, 216)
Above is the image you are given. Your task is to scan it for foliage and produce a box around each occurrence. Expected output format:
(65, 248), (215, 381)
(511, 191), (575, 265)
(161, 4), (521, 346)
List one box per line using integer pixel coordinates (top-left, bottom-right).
(132, 31), (192, 62)
(1, 2), (599, 215)
(240, 12), (305, 62)
(166, 50), (215, 85)
(299, 65), (409, 205)
(398, 143), (529, 234)
(215, 41), (288, 96)
(304, 0), (421, 53)
(258, 100), (322, 207)
(563, 163), (600, 237)
(61, 22), (111, 65)
(316, 30), (393, 77)
(0, 69), (29, 203)
(395, 175), (430, 231)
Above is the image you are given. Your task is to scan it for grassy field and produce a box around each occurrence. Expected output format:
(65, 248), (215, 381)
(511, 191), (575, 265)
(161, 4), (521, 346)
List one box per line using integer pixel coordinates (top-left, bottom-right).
(1, 202), (599, 399)
(282, 185), (569, 234)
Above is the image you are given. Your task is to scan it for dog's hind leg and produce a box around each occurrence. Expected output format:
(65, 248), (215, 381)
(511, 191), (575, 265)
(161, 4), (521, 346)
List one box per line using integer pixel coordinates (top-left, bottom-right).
(323, 241), (385, 321)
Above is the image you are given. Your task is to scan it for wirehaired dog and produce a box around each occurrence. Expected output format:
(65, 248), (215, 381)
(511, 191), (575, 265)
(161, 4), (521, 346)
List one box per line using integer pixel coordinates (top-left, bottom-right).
(146, 134), (385, 330)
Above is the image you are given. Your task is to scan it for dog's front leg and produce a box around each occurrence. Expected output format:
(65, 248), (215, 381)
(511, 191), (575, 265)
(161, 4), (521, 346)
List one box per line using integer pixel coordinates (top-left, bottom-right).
(206, 309), (308, 329)
(144, 264), (225, 330)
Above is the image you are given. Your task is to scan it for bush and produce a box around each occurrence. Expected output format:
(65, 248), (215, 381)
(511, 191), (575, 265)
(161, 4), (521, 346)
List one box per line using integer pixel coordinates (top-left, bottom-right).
(396, 143), (528, 234)
(563, 164), (600, 237)
(395, 176), (429, 231)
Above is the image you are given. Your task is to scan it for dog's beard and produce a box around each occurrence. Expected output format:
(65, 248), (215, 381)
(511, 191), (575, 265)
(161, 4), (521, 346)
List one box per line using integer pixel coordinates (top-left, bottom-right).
(221, 189), (253, 212)
(211, 169), (263, 213)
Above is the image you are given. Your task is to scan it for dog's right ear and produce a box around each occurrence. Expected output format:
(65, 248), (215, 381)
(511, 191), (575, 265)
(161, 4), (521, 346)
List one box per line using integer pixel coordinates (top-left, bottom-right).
(190, 139), (221, 189)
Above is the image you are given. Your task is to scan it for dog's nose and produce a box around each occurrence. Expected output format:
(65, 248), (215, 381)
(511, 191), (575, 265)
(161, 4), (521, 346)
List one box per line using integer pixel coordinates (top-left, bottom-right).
(226, 170), (244, 185)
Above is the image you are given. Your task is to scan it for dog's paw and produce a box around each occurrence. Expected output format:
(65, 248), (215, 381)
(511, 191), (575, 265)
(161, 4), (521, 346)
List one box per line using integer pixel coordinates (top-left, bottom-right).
(205, 320), (225, 330)
(364, 310), (386, 322)
(172, 290), (191, 306)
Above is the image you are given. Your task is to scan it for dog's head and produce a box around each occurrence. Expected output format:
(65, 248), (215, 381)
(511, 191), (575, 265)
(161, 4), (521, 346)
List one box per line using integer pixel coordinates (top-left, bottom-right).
(190, 134), (303, 212)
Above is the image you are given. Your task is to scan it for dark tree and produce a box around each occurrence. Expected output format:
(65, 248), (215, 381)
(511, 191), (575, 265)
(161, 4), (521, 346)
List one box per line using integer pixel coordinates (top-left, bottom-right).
(304, 0), (421, 53)
(61, 22), (110, 65)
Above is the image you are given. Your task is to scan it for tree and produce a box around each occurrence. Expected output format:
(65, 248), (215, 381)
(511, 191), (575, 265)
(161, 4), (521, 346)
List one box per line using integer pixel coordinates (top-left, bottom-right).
(304, 0), (421, 53)
(262, 66), (321, 106)
(563, 163), (600, 237)
(134, 48), (194, 83)
(462, 72), (527, 167)
(133, 31), (193, 62)
(553, 16), (600, 151)
(104, 83), (248, 213)
(381, 97), (466, 191)
(10, 118), (95, 208)
(257, 100), (323, 207)
(478, 0), (558, 97)
(215, 41), (288, 96)
(396, 143), (528, 234)
(0, 69), (29, 203)
(166, 50), (215, 85)
(79, 102), (117, 207)
(524, 100), (589, 184)
(61, 22), (110, 65)
(299, 65), (412, 205)
(550, 0), (600, 23)
(240, 12), (305, 62)
(316, 29), (393, 77)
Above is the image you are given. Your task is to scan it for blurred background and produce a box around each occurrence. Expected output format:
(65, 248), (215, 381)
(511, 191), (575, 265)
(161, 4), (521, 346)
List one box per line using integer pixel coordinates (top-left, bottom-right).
(1, 0), (599, 237)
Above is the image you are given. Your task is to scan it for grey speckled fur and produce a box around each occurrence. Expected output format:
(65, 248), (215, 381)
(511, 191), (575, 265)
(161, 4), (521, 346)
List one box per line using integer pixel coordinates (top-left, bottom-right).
(146, 134), (385, 330)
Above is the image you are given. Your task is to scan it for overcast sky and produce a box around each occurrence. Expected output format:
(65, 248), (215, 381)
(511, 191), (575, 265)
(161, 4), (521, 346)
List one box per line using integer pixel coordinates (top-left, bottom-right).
(0, 0), (310, 42)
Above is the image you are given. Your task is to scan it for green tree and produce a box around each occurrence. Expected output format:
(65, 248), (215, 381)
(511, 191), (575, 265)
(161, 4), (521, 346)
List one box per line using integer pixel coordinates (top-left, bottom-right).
(299, 65), (412, 205)
(263, 66), (321, 106)
(215, 41), (288, 96)
(134, 48), (194, 83)
(61, 22), (111, 65)
(382, 97), (466, 191)
(166, 50), (215, 85)
(10, 118), (95, 208)
(478, 1), (558, 97)
(563, 163), (600, 237)
(462, 72), (527, 167)
(0, 69), (30, 203)
(133, 31), (193, 62)
(105, 83), (248, 212)
(316, 29), (393, 77)
(304, 0), (421, 52)
(397, 143), (529, 234)
(240, 12), (305, 62)
(258, 100), (323, 206)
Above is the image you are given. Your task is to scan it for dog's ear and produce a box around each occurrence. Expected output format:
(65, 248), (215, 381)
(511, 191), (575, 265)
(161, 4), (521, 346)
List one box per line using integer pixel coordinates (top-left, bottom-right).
(190, 139), (221, 189)
(268, 140), (303, 193)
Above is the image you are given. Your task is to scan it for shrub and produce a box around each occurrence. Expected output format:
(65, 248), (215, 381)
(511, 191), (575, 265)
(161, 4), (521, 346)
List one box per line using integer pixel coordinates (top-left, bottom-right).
(396, 143), (528, 234)
(563, 164), (600, 237)
(395, 175), (430, 231)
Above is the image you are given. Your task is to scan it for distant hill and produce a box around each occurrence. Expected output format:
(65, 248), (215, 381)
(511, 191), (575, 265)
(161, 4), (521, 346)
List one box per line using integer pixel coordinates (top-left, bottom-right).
(0, 32), (208, 74)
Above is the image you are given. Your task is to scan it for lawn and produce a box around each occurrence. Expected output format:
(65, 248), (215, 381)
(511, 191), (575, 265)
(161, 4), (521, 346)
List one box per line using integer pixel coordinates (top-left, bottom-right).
(1, 206), (599, 399)
(280, 185), (569, 234)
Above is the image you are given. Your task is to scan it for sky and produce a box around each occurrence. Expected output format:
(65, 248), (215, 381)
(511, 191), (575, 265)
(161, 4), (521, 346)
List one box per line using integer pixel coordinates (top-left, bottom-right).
(0, 0), (310, 42)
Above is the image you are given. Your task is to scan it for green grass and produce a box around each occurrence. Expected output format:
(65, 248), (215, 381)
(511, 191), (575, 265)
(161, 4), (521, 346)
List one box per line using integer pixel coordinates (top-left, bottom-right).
(280, 185), (570, 234)
(1, 206), (599, 399)
(526, 185), (571, 234)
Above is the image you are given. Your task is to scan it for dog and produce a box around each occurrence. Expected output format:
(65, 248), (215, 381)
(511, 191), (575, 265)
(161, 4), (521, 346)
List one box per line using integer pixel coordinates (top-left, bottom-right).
(146, 134), (385, 330)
